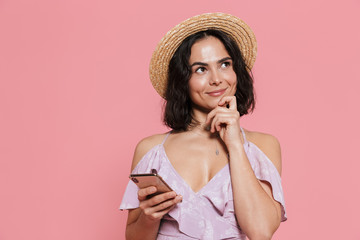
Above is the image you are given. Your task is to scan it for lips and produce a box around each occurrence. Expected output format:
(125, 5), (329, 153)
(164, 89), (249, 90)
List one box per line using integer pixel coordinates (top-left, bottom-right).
(206, 88), (227, 97)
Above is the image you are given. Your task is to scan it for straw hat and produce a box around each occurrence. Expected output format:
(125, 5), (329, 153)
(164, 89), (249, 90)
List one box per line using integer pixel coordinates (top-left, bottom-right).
(149, 12), (257, 98)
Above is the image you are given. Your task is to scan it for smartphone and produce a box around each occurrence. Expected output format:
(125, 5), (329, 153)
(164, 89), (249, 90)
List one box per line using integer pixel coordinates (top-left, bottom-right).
(129, 173), (173, 196)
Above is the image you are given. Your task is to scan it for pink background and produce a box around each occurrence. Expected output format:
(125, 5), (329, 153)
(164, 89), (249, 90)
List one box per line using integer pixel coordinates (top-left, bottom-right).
(1, 0), (359, 239)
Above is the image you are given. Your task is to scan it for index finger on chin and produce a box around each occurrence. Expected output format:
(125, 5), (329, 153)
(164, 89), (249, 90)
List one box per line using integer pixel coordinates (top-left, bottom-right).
(218, 96), (237, 110)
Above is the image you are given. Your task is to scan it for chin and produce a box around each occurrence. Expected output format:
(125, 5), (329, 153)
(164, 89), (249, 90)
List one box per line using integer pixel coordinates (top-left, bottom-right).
(191, 95), (227, 112)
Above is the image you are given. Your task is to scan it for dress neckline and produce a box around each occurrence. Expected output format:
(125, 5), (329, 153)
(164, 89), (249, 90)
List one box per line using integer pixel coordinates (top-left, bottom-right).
(159, 144), (229, 195)
(158, 127), (248, 194)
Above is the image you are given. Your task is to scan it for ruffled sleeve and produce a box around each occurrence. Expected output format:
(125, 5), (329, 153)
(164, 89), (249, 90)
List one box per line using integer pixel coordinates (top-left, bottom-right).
(119, 145), (163, 210)
(245, 142), (287, 221)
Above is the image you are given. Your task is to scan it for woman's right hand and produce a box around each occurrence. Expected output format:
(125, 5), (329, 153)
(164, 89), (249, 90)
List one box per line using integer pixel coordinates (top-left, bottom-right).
(138, 186), (182, 221)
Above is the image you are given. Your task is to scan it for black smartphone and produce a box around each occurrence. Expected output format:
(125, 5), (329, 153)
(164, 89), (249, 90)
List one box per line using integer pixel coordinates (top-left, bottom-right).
(129, 173), (173, 195)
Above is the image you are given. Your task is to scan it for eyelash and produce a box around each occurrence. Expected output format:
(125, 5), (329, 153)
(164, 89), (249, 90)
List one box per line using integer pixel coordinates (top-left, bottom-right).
(195, 67), (206, 73)
(221, 61), (231, 68)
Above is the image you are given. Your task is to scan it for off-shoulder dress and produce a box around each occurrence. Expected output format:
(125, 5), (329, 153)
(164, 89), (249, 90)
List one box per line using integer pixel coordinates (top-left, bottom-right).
(120, 128), (287, 239)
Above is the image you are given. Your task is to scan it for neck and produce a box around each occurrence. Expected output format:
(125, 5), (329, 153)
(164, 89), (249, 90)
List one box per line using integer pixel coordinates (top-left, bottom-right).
(187, 121), (217, 139)
(187, 121), (225, 157)
(190, 106), (210, 127)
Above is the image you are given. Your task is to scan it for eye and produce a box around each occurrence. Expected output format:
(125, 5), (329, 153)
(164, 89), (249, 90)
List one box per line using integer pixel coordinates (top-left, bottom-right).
(221, 61), (231, 68)
(195, 67), (206, 73)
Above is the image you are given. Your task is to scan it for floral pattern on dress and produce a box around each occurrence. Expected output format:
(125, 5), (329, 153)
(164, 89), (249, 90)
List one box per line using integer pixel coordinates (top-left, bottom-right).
(120, 129), (287, 239)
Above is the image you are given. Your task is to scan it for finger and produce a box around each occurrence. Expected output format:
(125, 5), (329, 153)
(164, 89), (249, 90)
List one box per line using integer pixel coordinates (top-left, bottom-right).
(206, 106), (230, 130)
(140, 195), (182, 221)
(139, 191), (177, 213)
(218, 96), (237, 110)
(210, 113), (218, 133)
(210, 112), (229, 131)
(218, 96), (234, 107)
(205, 108), (216, 126)
(138, 186), (157, 201)
(211, 113), (226, 133)
(146, 199), (180, 221)
(212, 115), (227, 133)
(147, 205), (174, 220)
(211, 112), (239, 133)
(147, 191), (177, 206)
(211, 114), (224, 133)
(151, 195), (182, 213)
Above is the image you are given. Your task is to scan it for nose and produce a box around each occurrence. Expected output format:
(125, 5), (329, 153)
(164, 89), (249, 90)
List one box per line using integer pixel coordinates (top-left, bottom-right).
(209, 70), (222, 86)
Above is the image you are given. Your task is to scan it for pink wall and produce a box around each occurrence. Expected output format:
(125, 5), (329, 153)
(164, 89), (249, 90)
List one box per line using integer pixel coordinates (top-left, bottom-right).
(1, 0), (359, 239)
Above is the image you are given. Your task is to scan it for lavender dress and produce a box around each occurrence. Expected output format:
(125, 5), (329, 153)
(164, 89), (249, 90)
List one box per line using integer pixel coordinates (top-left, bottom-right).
(120, 128), (287, 239)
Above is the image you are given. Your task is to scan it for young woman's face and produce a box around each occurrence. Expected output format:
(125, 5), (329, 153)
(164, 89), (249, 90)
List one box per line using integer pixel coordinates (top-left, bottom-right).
(188, 36), (237, 112)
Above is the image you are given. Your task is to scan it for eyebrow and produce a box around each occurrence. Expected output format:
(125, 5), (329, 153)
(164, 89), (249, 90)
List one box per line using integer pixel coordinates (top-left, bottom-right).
(190, 57), (232, 68)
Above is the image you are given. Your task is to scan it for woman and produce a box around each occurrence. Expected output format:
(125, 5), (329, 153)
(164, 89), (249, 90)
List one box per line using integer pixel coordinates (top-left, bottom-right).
(120, 13), (287, 240)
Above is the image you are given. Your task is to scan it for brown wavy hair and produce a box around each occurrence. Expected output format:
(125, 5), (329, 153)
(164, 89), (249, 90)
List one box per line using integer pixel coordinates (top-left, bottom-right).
(163, 29), (255, 131)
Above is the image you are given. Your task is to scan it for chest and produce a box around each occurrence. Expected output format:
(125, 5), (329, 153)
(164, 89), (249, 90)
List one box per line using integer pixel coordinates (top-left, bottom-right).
(164, 141), (229, 193)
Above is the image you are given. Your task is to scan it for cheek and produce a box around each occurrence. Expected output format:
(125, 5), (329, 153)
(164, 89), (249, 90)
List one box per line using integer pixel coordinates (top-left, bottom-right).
(188, 76), (207, 92)
(226, 71), (237, 85)
(227, 71), (238, 95)
(229, 71), (237, 83)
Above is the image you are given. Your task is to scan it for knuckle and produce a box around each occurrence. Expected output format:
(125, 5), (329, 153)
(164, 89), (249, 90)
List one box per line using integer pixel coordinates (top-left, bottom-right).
(149, 213), (160, 221)
(137, 189), (144, 198)
(143, 208), (151, 216)
(139, 202), (146, 210)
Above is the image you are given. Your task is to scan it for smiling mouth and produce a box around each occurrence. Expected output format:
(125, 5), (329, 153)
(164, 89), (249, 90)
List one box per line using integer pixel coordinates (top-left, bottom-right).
(206, 88), (227, 97)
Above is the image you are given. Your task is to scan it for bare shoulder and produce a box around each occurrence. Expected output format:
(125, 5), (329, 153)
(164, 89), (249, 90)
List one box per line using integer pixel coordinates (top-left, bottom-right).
(131, 133), (169, 171)
(243, 128), (282, 175)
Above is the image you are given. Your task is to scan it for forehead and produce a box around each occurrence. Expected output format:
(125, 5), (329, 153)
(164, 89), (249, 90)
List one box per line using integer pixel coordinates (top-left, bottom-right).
(189, 36), (230, 62)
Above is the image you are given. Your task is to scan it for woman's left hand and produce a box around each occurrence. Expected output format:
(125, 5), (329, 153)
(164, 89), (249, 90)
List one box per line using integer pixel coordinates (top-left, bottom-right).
(205, 96), (243, 148)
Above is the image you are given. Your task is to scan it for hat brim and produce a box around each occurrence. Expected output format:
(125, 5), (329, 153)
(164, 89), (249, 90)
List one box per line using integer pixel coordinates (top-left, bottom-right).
(149, 12), (257, 98)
